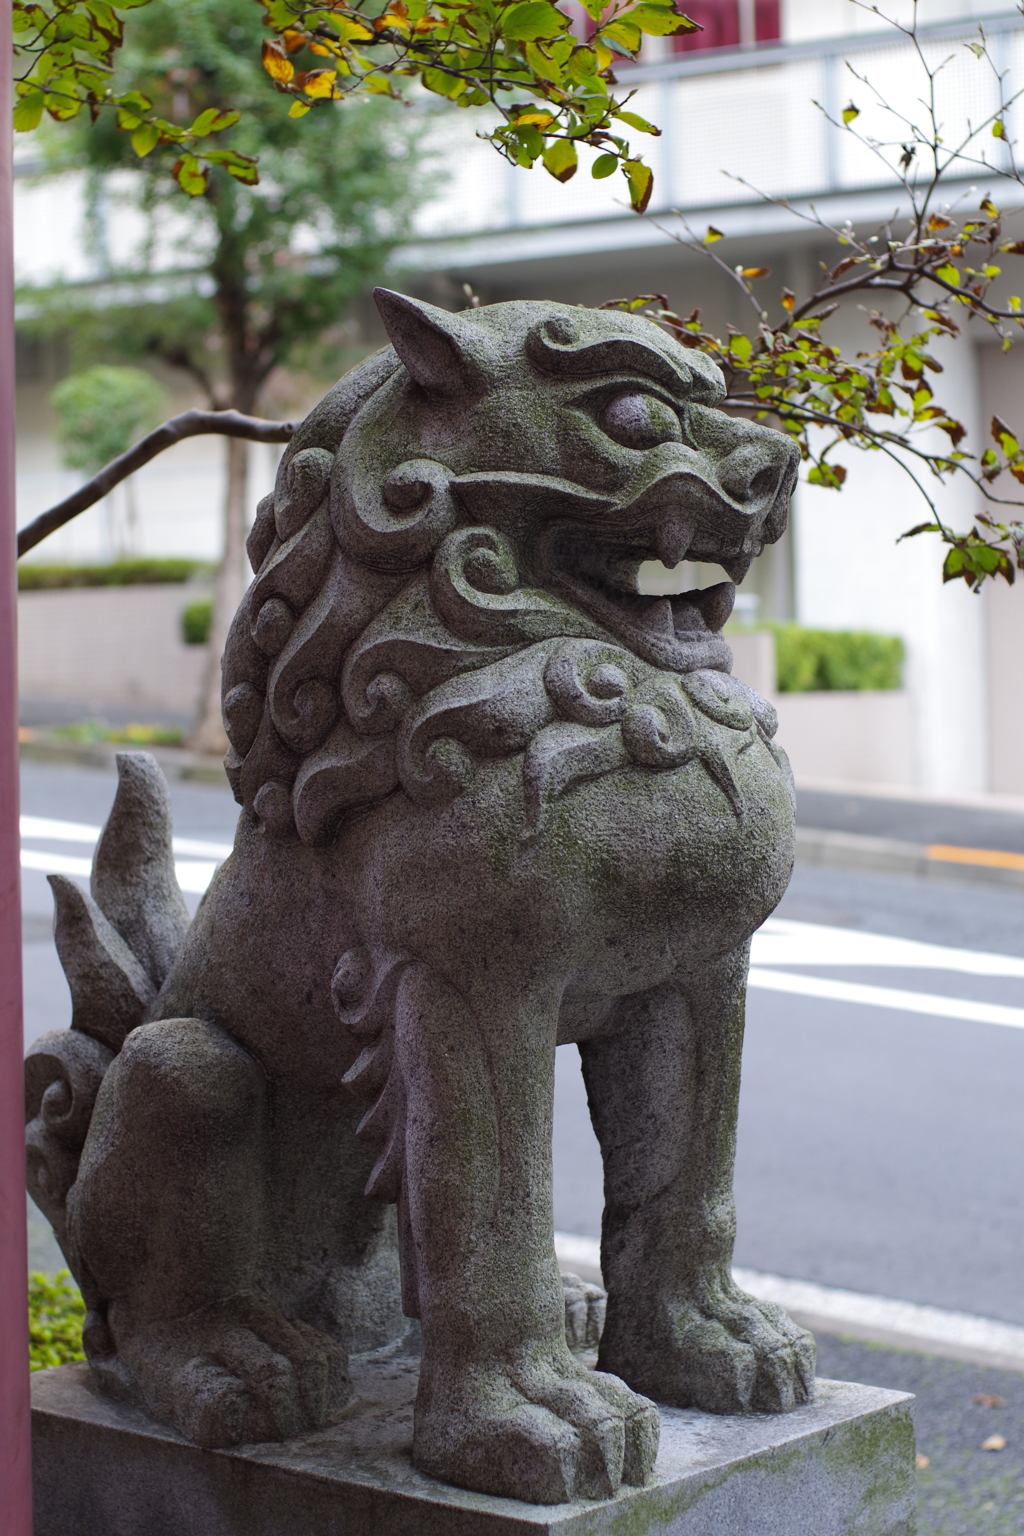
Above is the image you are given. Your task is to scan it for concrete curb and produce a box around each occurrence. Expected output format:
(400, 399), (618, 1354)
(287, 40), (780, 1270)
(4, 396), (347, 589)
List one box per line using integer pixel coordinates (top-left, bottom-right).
(554, 1233), (1024, 1374)
(795, 826), (1024, 891)
(19, 734), (227, 787)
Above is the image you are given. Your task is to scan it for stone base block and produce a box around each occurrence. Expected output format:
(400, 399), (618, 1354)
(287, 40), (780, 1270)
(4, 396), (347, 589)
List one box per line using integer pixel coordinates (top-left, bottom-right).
(32, 1359), (915, 1536)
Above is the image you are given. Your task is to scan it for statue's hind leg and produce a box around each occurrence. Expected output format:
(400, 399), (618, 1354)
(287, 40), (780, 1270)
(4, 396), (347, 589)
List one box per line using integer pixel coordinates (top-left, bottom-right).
(375, 961), (658, 1503)
(69, 1017), (348, 1446)
(580, 945), (815, 1415)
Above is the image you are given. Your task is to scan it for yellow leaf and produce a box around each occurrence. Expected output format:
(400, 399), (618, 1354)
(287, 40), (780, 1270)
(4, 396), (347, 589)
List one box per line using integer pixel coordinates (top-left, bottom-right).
(281, 29), (307, 53)
(289, 99), (311, 117)
(742, 266), (771, 279)
(842, 102), (859, 125)
(332, 17), (374, 42)
(623, 158), (652, 214)
(513, 111), (555, 128)
(927, 214), (951, 232)
(300, 69), (337, 98)
(705, 225), (723, 243)
(262, 41), (295, 84)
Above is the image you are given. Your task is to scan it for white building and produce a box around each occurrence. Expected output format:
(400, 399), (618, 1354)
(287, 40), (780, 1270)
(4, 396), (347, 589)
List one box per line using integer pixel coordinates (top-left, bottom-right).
(14, 0), (1024, 793)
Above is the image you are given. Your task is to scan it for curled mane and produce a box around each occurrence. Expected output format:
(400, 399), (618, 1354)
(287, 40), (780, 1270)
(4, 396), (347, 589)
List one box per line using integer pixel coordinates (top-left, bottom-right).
(222, 302), (786, 846)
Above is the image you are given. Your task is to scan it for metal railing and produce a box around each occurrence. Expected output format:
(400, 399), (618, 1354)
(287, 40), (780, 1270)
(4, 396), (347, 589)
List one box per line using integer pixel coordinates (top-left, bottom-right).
(411, 9), (1024, 249)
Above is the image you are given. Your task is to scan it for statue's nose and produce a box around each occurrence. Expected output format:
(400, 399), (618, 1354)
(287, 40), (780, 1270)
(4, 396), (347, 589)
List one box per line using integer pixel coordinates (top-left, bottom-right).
(717, 443), (788, 508)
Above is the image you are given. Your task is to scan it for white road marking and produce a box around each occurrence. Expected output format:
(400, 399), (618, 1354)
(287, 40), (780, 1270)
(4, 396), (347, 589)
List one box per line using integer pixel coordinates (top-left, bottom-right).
(19, 815), (230, 897)
(747, 966), (1024, 1030)
(751, 916), (1024, 979)
(553, 1232), (1024, 1371)
(19, 815), (232, 861)
(19, 848), (221, 896)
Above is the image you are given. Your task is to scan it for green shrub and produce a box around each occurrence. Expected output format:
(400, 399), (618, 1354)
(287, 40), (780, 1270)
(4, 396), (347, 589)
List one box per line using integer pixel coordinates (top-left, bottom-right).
(769, 625), (904, 693)
(28, 1270), (85, 1372)
(18, 560), (212, 590)
(182, 599), (213, 646)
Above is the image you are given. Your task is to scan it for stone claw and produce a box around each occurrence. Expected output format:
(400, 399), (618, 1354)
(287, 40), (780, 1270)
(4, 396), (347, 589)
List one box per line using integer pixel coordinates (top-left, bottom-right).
(600, 1283), (816, 1417)
(117, 1293), (350, 1448)
(413, 1354), (658, 1503)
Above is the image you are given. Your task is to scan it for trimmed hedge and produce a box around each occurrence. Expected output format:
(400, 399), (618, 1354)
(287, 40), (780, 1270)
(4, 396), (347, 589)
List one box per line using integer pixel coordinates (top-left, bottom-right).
(182, 599), (213, 646)
(769, 625), (904, 693)
(18, 559), (213, 590)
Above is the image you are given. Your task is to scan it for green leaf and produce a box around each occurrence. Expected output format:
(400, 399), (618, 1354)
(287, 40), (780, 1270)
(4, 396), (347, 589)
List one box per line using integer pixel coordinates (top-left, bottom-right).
(592, 152), (618, 179)
(524, 40), (562, 83)
(627, 4), (700, 36)
(729, 333), (753, 364)
(502, 1), (566, 41)
(223, 159), (260, 185)
(600, 19), (641, 51)
(542, 137), (577, 182)
(616, 109), (659, 136)
(130, 121), (160, 156)
(190, 107), (241, 137)
(13, 89), (45, 132)
(935, 263), (960, 286)
(172, 155), (208, 197)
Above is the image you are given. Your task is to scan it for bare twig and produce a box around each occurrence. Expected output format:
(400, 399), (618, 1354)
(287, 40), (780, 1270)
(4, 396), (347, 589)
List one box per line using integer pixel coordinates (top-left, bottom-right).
(17, 409), (297, 558)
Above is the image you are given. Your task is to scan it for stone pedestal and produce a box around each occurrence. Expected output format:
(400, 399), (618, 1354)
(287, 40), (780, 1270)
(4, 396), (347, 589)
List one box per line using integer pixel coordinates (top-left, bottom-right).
(33, 1357), (915, 1536)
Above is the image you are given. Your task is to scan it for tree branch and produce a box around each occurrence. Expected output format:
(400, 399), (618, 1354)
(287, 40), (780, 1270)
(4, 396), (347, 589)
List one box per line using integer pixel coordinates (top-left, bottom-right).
(17, 409), (297, 558)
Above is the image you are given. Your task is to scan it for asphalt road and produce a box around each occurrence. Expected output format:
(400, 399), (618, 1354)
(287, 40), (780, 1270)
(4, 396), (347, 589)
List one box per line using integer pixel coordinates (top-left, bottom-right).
(19, 760), (1024, 1331)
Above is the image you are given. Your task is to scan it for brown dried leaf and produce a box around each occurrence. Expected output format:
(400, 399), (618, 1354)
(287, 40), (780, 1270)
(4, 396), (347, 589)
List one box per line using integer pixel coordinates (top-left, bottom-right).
(974, 1394), (1007, 1408)
(916, 1454), (930, 1469)
(981, 1434), (1007, 1452)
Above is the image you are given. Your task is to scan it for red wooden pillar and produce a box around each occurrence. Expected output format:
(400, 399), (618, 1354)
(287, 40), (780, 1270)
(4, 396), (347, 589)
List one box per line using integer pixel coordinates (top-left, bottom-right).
(0, 0), (33, 1530)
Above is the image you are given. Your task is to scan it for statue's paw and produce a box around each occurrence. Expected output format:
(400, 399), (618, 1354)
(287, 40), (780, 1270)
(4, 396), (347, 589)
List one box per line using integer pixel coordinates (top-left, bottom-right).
(127, 1293), (350, 1447)
(602, 1286), (815, 1416)
(414, 1357), (658, 1503)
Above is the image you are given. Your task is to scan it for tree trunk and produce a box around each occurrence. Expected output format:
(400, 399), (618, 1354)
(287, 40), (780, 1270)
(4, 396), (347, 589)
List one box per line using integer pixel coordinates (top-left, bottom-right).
(189, 434), (249, 756)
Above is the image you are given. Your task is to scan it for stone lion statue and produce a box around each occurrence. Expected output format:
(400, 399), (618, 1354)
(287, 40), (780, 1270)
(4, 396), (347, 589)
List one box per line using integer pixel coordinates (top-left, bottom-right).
(26, 290), (814, 1505)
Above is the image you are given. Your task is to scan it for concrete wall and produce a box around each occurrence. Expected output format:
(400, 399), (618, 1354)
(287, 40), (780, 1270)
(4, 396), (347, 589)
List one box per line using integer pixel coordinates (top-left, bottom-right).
(18, 585), (209, 717)
(773, 690), (915, 788)
(18, 591), (915, 785)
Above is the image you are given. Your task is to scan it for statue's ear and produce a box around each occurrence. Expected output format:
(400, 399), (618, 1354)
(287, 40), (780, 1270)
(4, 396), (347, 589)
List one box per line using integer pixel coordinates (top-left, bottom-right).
(373, 288), (488, 396)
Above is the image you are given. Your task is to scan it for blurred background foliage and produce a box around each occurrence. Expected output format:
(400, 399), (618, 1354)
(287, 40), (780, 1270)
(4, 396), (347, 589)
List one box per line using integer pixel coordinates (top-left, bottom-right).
(28, 1271), (85, 1372)
(770, 626), (904, 694)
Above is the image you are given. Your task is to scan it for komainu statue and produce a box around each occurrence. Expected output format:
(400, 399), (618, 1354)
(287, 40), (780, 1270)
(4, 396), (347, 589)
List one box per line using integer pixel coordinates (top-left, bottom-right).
(26, 290), (815, 1505)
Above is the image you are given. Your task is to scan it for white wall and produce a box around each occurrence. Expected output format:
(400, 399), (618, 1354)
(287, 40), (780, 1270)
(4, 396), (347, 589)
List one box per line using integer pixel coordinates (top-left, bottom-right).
(792, 319), (988, 793)
(782, 0), (1019, 43)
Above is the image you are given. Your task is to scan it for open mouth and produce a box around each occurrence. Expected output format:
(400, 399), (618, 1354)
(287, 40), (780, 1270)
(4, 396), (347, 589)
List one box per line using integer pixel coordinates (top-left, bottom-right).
(546, 533), (748, 675)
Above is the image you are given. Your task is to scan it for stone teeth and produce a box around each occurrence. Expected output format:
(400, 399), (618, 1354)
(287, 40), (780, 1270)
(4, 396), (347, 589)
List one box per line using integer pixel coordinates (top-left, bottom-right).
(654, 515), (692, 569)
(636, 598), (675, 635)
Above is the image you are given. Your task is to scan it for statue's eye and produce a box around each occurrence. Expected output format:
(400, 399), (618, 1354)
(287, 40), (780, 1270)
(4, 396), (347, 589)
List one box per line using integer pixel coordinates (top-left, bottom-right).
(600, 392), (683, 449)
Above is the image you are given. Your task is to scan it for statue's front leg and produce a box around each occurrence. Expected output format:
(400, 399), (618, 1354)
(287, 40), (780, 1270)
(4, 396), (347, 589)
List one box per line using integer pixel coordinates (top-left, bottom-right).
(581, 945), (815, 1415)
(379, 961), (658, 1503)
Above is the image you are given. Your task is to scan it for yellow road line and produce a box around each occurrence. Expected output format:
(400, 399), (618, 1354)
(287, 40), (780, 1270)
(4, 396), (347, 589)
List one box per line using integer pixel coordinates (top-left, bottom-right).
(927, 844), (1024, 871)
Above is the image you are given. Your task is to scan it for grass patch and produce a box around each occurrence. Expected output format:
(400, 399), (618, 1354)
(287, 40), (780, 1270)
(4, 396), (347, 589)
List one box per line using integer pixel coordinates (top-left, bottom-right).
(53, 721), (185, 746)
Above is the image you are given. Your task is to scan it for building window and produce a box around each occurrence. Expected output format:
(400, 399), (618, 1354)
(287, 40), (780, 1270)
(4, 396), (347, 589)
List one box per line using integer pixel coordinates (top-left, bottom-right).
(672, 0), (780, 52)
